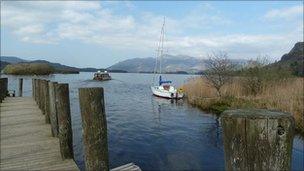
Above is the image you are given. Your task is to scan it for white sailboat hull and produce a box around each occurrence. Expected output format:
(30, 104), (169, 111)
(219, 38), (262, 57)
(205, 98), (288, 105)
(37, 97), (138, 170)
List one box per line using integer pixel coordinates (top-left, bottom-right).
(151, 86), (184, 99)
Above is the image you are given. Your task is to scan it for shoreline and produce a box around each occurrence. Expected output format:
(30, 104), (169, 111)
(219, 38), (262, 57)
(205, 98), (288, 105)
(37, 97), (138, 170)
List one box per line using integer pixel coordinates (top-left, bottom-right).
(183, 77), (304, 136)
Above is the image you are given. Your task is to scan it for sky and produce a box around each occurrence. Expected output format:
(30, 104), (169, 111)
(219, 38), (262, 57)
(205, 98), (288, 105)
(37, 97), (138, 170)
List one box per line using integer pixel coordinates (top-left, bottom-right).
(1, 1), (303, 68)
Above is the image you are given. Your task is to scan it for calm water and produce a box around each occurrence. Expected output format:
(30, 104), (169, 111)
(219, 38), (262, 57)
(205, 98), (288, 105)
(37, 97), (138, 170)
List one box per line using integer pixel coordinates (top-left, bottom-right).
(2, 72), (304, 171)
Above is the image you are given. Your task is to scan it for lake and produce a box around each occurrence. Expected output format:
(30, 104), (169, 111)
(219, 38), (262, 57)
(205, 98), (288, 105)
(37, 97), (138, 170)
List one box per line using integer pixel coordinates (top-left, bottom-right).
(2, 72), (304, 170)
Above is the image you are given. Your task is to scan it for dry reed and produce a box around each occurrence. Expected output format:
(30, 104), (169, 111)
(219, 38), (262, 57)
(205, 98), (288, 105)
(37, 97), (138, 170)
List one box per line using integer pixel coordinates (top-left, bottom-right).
(183, 76), (304, 135)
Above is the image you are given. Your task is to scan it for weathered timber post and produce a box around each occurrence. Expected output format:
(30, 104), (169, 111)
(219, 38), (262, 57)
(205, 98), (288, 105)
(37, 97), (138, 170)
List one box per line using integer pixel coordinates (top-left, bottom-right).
(38, 79), (42, 109)
(55, 83), (74, 159)
(221, 109), (295, 171)
(49, 81), (58, 137)
(41, 80), (47, 114)
(18, 78), (23, 97)
(44, 80), (51, 124)
(34, 79), (37, 99)
(79, 87), (109, 171)
(32, 78), (35, 98)
(35, 79), (40, 104)
(0, 78), (2, 103)
(0, 78), (8, 102)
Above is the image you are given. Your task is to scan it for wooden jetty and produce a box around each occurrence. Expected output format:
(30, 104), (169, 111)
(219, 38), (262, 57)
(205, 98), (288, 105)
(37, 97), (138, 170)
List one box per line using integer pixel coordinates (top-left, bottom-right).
(0, 97), (79, 170)
(0, 78), (141, 171)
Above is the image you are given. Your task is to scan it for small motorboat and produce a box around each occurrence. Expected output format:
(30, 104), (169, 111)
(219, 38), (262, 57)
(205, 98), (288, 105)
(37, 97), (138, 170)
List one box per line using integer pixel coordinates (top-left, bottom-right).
(93, 70), (111, 81)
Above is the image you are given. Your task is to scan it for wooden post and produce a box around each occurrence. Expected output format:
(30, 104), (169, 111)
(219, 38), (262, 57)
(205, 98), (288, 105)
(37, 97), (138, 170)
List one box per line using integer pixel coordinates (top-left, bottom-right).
(18, 78), (23, 97)
(221, 109), (295, 171)
(38, 79), (42, 109)
(44, 80), (51, 124)
(35, 79), (39, 104)
(34, 79), (38, 102)
(32, 79), (35, 98)
(36, 79), (40, 104)
(49, 81), (58, 137)
(0, 78), (4, 102)
(40, 80), (47, 114)
(0, 78), (8, 102)
(0, 78), (2, 103)
(55, 83), (73, 159)
(79, 87), (109, 171)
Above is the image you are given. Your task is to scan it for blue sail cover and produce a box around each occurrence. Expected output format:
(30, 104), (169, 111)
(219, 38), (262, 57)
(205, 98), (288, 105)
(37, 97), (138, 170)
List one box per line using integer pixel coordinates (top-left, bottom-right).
(159, 75), (172, 86)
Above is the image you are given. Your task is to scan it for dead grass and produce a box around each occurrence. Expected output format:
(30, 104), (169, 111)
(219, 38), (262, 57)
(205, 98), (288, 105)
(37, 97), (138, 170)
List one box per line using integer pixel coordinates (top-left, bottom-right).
(183, 76), (304, 135)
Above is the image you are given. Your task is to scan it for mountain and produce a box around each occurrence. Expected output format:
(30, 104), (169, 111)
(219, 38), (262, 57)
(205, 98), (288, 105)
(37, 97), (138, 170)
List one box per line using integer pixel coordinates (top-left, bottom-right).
(281, 42), (303, 62)
(107, 54), (247, 74)
(1, 57), (80, 74)
(29, 60), (80, 73)
(272, 42), (303, 76)
(0, 61), (10, 70)
(107, 54), (206, 74)
(0, 56), (28, 64)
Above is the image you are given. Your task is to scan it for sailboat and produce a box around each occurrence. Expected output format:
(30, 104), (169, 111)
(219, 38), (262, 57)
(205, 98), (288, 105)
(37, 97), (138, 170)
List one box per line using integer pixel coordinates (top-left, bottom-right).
(151, 18), (184, 99)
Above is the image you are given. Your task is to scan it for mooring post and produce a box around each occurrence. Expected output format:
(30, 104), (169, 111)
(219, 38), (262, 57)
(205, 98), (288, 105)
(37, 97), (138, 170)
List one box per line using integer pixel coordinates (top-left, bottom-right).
(18, 78), (23, 97)
(32, 79), (35, 98)
(38, 79), (42, 109)
(55, 83), (73, 159)
(34, 79), (38, 102)
(0, 78), (8, 102)
(49, 81), (58, 137)
(40, 80), (46, 115)
(35, 79), (38, 104)
(221, 109), (294, 171)
(79, 87), (109, 171)
(36, 79), (40, 104)
(0, 78), (2, 103)
(44, 80), (51, 124)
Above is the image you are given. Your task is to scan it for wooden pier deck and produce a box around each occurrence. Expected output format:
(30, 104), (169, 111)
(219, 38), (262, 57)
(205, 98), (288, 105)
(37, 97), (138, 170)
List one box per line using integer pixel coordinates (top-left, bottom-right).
(0, 97), (79, 170)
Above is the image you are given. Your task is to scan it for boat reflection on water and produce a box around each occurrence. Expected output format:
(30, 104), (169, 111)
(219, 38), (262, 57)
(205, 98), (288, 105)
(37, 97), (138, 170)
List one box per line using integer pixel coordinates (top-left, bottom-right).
(151, 95), (222, 149)
(152, 96), (184, 107)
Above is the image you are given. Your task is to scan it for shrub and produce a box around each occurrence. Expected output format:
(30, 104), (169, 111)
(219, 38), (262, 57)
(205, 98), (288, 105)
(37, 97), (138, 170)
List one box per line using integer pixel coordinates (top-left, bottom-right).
(3, 63), (55, 75)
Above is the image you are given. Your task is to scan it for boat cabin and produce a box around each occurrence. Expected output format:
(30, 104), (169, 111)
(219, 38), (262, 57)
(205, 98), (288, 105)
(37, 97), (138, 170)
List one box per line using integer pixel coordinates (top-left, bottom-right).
(93, 70), (111, 81)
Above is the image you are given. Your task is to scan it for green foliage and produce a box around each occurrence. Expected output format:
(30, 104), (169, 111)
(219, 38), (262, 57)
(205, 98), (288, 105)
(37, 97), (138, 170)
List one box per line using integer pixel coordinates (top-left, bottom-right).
(3, 63), (55, 75)
(239, 58), (294, 96)
(289, 61), (304, 76)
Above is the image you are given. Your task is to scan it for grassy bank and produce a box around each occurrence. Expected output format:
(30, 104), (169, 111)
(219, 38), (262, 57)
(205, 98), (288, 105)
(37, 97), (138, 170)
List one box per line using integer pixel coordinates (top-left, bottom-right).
(183, 77), (304, 135)
(3, 63), (55, 75)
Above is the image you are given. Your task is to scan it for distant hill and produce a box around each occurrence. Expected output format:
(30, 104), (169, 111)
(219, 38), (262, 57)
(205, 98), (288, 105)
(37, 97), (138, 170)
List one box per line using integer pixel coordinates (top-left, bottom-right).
(0, 61), (10, 70)
(1, 54), (248, 74)
(107, 54), (247, 74)
(29, 60), (79, 74)
(271, 42), (304, 76)
(0, 56), (28, 64)
(1, 57), (79, 74)
(107, 54), (205, 74)
(281, 42), (303, 62)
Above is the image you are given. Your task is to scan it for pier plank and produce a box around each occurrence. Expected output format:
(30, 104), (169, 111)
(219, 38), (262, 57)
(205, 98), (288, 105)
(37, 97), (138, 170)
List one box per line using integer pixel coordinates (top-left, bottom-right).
(0, 97), (79, 171)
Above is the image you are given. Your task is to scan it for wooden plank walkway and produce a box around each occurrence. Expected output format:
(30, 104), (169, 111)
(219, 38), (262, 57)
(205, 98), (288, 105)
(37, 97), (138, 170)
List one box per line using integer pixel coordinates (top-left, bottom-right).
(111, 163), (142, 171)
(0, 97), (79, 170)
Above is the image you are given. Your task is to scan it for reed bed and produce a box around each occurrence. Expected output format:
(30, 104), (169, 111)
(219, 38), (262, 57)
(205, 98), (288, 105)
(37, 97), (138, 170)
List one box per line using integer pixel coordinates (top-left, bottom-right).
(183, 76), (304, 135)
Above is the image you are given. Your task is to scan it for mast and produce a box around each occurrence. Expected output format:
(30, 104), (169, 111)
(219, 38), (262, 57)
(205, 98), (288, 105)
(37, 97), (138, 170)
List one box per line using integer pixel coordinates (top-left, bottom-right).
(159, 17), (165, 74)
(152, 17), (166, 85)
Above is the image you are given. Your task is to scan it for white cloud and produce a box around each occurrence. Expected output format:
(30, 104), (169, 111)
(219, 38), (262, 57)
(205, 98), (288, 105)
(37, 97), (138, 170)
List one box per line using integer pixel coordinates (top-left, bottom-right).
(264, 5), (303, 20)
(1, 1), (302, 60)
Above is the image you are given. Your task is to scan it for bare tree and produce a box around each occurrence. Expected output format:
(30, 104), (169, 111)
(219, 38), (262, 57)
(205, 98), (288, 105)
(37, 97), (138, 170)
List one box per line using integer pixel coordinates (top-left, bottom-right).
(204, 51), (235, 97)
